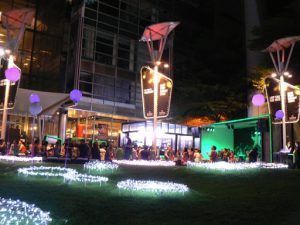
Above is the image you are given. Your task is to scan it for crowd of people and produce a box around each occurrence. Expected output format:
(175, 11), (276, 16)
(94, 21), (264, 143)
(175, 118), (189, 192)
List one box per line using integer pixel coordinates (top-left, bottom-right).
(0, 138), (114, 161)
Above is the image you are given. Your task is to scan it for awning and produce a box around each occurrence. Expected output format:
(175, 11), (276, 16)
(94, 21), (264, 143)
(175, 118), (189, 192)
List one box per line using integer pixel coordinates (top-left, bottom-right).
(263, 36), (300, 52)
(9, 88), (69, 116)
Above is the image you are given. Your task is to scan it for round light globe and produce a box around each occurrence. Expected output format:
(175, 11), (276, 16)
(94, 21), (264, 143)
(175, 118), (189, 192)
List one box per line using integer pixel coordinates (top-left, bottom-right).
(275, 110), (284, 119)
(29, 102), (43, 115)
(70, 89), (82, 102)
(252, 94), (265, 106)
(29, 93), (40, 104)
(5, 67), (21, 82)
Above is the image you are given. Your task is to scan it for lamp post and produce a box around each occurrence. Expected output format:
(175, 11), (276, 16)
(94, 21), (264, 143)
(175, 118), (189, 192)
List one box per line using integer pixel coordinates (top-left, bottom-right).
(263, 36), (300, 151)
(140, 22), (179, 158)
(1, 55), (21, 140)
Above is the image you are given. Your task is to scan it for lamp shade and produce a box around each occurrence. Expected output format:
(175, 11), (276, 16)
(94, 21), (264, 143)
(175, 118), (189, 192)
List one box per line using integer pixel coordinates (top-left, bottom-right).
(5, 67), (21, 82)
(29, 102), (42, 115)
(252, 94), (265, 106)
(29, 93), (40, 104)
(70, 89), (82, 102)
(275, 110), (284, 119)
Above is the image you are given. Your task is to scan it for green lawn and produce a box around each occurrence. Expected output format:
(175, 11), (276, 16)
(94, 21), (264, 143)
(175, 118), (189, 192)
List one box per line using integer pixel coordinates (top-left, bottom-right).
(0, 161), (300, 225)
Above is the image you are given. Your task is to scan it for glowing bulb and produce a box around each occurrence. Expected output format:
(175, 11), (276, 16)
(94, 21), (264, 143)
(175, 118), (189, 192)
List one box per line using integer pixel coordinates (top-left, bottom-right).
(166, 81), (172, 88)
(163, 64), (169, 68)
(0, 48), (4, 56)
(155, 61), (161, 66)
(283, 71), (289, 76)
(271, 73), (277, 78)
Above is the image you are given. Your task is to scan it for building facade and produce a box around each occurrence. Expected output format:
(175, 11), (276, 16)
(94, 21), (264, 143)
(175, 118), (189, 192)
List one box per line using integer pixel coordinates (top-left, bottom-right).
(0, 0), (174, 145)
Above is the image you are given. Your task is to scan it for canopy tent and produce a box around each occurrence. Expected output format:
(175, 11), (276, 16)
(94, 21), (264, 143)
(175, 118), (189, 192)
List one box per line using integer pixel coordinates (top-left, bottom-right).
(9, 88), (69, 116)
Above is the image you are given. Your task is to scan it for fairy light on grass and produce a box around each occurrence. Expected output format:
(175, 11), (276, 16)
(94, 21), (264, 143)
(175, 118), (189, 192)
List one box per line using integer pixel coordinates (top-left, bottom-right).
(187, 162), (288, 171)
(84, 161), (119, 172)
(113, 160), (175, 167)
(0, 156), (43, 162)
(18, 166), (108, 184)
(117, 179), (189, 194)
(0, 197), (52, 225)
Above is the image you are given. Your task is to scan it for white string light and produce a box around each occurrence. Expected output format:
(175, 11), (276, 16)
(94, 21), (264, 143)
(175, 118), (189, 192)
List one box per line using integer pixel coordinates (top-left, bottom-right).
(18, 166), (108, 184)
(0, 197), (52, 225)
(84, 161), (119, 171)
(113, 160), (175, 167)
(117, 179), (189, 193)
(0, 156), (43, 162)
(187, 162), (288, 171)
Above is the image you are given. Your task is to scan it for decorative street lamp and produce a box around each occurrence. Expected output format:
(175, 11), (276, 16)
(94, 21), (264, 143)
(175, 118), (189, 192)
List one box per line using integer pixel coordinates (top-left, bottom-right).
(263, 36), (300, 150)
(1, 55), (21, 140)
(140, 22), (179, 157)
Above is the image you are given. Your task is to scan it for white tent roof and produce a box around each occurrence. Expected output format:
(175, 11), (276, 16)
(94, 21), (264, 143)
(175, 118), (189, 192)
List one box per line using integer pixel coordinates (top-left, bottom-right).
(9, 88), (69, 116)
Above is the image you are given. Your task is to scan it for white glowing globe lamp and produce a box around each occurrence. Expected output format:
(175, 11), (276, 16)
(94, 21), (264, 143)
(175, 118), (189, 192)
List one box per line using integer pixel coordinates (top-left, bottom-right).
(5, 67), (21, 82)
(252, 94), (265, 106)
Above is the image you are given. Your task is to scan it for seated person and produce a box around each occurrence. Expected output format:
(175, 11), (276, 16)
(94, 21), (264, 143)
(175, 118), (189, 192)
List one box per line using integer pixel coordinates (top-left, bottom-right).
(164, 146), (174, 161)
(220, 148), (229, 162)
(19, 141), (26, 155)
(194, 149), (203, 163)
(53, 141), (61, 157)
(228, 150), (235, 162)
(248, 147), (258, 162)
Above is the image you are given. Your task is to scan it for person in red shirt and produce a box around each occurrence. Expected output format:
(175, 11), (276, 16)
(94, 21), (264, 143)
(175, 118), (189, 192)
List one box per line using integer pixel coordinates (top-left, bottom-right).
(19, 141), (26, 154)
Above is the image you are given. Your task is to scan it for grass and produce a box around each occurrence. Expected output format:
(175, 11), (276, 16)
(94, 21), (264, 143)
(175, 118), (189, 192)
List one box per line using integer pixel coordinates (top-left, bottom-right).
(0, 161), (300, 225)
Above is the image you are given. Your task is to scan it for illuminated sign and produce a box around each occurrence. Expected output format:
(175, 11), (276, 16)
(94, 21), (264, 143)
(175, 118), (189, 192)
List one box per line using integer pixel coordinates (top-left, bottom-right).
(140, 66), (173, 119)
(265, 77), (300, 123)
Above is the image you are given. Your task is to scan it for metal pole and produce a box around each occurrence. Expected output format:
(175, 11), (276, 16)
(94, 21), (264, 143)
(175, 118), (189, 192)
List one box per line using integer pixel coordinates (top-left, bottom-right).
(153, 65), (158, 158)
(1, 79), (10, 140)
(280, 74), (287, 150)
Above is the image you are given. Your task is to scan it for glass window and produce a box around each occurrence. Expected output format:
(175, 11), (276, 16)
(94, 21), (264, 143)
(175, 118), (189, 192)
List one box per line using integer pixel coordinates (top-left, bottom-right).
(169, 124), (175, 133)
(182, 126), (188, 135)
(122, 124), (129, 132)
(176, 125), (181, 134)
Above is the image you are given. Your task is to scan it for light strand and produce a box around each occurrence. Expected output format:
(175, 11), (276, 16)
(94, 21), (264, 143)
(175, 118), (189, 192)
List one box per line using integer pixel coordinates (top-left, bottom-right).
(117, 179), (189, 193)
(187, 162), (288, 171)
(0, 197), (52, 225)
(0, 156), (43, 162)
(113, 160), (175, 167)
(84, 161), (119, 171)
(18, 166), (108, 184)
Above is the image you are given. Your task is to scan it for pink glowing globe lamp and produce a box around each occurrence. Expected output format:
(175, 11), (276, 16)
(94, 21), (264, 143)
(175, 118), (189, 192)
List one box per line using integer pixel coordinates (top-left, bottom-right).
(5, 67), (21, 82)
(252, 94), (265, 106)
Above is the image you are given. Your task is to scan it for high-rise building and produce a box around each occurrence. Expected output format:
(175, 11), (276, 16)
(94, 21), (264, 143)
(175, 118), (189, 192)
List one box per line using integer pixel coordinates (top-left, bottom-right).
(0, 0), (175, 144)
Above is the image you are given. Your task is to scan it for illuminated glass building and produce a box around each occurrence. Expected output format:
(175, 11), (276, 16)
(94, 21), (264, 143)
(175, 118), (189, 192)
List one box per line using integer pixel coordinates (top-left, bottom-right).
(0, 0), (176, 145)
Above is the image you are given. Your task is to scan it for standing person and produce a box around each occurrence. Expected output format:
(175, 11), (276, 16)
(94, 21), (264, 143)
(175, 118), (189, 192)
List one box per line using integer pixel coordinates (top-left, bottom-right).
(208, 146), (218, 162)
(32, 140), (40, 156)
(124, 134), (132, 160)
(182, 148), (189, 164)
(99, 143), (106, 161)
(78, 139), (89, 158)
(91, 142), (100, 160)
(0, 139), (6, 155)
(188, 148), (194, 162)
